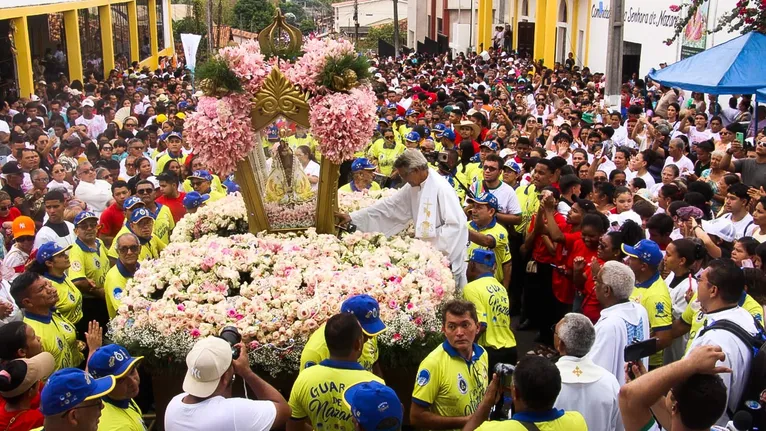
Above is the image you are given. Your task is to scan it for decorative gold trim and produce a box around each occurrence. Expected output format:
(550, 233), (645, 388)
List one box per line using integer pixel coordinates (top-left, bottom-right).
(251, 68), (310, 132)
(315, 162), (340, 235)
(234, 158), (270, 233)
(257, 8), (303, 58)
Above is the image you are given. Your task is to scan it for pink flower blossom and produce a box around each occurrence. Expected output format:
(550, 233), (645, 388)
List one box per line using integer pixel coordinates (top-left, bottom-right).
(669, 4), (680, 12)
(218, 39), (270, 93)
(393, 333), (402, 341)
(309, 86), (377, 164)
(177, 304), (186, 311)
(190, 328), (201, 338)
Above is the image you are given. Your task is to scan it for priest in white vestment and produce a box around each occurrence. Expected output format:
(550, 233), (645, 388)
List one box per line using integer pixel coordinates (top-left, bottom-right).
(554, 313), (623, 431)
(337, 150), (469, 287)
(588, 261), (651, 386)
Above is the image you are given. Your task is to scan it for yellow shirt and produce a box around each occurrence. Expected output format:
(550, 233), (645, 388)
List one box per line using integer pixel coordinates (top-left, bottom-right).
(466, 219), (511, 283)
(68, 239), (111, 289)
(516, 184), (539, 234)
(338, 181), (382, 193)
(154, 152), (187, 175)
(23, 310), (83, 372)
(463, 275), (516, 350)
(475, 411), (588, 431)
(107, 226), (166, 261)
(98, 399), (145, 431)
(367, 140), (406, 176)
(682, 291), (765, 352)
(148, 204), (175, 244)
(412, 341), (488, 427)
(464, 162), (484, 185)
(104, 261), (136, 319)
(630, 273), (673, 367)
(300, 323), (379, 373)
(44, 273), (83, 325)
(288, 360), (384, 431)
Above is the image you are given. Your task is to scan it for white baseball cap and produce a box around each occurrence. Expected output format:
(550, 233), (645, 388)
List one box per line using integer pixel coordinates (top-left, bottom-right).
(182, 337), (232, 398)
(81, 98), (95, 107)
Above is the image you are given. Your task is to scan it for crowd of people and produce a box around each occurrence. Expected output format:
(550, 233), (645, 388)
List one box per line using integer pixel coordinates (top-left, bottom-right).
(0, 38), (765, 431)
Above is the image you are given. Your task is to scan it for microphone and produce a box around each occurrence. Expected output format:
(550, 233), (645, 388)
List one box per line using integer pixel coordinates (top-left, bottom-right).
(725, 410), (753, 431)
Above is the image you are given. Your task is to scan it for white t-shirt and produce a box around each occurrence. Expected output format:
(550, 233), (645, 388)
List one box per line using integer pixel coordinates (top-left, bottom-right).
(664, 155), (695, 175)
(47, 179), (74, 195)
(635, 171), (656, 190)
(303, 160), (320, 191)
(687, 127), (713, 145)
(75, 179), (112, 216)
(468, 182), (522, 216)
(589, 301), (651, 386)
(687, 306), (759, 427)
(75, 114), (107, 141)
(164, 394), (277, 431)
(0, 119), (9, 134)
(0, 279), (22, 326)
(720, 212), (754, 240)
(663, 272), (698, 364)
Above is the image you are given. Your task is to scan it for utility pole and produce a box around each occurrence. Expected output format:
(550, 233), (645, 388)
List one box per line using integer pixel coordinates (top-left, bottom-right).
(604, 0), (624, 109)
(206, 0), (215, 53)
(392, 0), (400, 57)
(468, 0), (475, 53)
(353, 0), (359, 44)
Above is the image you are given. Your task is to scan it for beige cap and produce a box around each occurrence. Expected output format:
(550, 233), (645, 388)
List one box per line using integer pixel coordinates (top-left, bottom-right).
(182, 337), (232, 398)
(0, 352), (55, 398)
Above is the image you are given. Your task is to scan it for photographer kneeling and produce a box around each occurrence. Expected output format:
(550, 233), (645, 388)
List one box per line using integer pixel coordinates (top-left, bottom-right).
(164, 335), (291, 431)
(462, 355), (587, 431)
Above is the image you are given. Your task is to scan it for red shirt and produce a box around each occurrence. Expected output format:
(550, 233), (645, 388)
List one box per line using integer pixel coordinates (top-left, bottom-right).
(581, 260), (605, 323)
(0, 207), (21, 226)
(0, 384), (44, 431)
(156, 192), (187, 223)
(99, 202), (125, 238)
(528, 212), (568, 264)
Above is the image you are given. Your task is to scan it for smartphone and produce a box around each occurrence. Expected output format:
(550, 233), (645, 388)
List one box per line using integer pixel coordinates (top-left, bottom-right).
(624, 338), (658, 362)
(736, 132), (744, 144)
(536, 117), (543, 124)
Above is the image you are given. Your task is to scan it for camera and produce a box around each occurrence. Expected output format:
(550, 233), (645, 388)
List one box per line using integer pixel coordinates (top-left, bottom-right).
(219, 326), (242, 359)
(494, 362), (516, 387)
(423, 151), (439, 163)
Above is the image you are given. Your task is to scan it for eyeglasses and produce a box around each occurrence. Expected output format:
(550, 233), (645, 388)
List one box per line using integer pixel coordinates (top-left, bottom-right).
(130, 146), (143, 150)
(61, 399), (102, 417)
(757, 141), (766, 147)
(594, 177), (607, 183)
(118, 245), (140, 254)
(613, 179), (627, 186)
(125, 123), (136, 127)
(79, 168), (94, 175)
(33, 177), (49, 182)
(53, 169), (65, 174)
(136, 189), (153, 195)
(101, 146), (113, 151)
(190, 181), (204, 187)
(17, 236), (34, 242)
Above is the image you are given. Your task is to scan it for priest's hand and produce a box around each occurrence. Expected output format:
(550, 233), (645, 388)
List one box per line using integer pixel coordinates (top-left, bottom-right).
(335, 212), (352, 227)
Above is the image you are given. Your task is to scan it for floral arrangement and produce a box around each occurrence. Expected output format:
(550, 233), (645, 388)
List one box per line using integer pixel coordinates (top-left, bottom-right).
(171, 189), (402, 242)
(664, 0), (766, 45)
(264, 199), (317, 229)
(185, 36), (377, 174)
(109, 230), (455, 374)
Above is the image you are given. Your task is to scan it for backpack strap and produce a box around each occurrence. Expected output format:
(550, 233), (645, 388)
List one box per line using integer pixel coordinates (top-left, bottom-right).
(697, 318), (763, 353)
(516, 421), (542, 431)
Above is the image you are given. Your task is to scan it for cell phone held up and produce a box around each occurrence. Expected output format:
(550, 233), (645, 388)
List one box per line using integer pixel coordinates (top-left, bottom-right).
(624, 338), (658, 380)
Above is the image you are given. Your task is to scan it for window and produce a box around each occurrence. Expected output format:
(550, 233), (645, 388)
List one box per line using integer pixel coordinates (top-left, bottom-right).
(112, 4), (131, 66)
(558, 0), (568, 23)
(427, 14), (432, 37)
(156, 0), (166, 50)
(521, 0), (529, 16)
(136, 0), (151, 60)
(437, 17), (443, 34)
(78, 7), (103, 78)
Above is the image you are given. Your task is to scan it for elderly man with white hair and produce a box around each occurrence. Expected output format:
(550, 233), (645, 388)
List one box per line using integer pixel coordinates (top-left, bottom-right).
(74, 161), (112, 217)
(588, 260), (650, 385)
(336, 149), (469, 287)
(554, 313), (623, 431)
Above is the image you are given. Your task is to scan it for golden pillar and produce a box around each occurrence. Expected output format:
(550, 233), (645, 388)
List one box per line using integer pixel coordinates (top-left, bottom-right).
(127, 0), (139, 63)
(543, 0), (558, 66)
(148, 0), (159, 68)
(99, 5), (115, 76)
(533, 0), (546, 61)
(476, 0), (493, 52)
(11, 17), (34, 98)
(63, 10), (83, 82)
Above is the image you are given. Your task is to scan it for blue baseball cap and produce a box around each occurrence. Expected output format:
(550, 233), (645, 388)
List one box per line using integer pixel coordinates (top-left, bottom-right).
(183, 191), (210, 209)
(88, 344), (144, 379)
(123, 196), (144, 211)
(73, 211), (98, 226)
(178, 101), (189, 110)
(377, 118), (390, 125)
(405, 109), (417, 117)
(189, 170), (213, 182)
(433, 123), (447, 135)
(441, 129), (456, 141)
(503, 159), (521, 174)
(40, 368), (116, 416)
(129, 207), (154, 224)
(351, 158), (376, 172)
(469, 249), (496, 267)
(166, 131), (183, 141)
(386, 103), (397, 110)
(343, 381), (403, 431)
(423, 126), (431, 137)
(405, 131), (420, 142)
(222, 176), (240, 194)
(394, 116), (405, 123)
(467, 192), (499, 211)
(341, 294), (386, 336)
(480, 140), (499, 151)
(36, 241), (71, 264)
(622, 239), (663, 267)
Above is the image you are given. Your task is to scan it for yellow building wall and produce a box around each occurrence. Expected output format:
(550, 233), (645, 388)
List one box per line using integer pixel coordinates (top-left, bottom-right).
(11, 16), (34, 98)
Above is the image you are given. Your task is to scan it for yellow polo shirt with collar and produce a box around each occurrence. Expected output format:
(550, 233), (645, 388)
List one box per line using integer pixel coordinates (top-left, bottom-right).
(300, 323), (379, 373)
(466, 218), (511, 283)
(147, 204), (175, 244)
(98, 398), (145, 431)
(23, 310), (83, 371)
(43, 273), (83, 325)
(68, 238), (111, 289)
(104, 261), (136, 319)
(463, 274), (516, 350)
(475, 411), (587, 431)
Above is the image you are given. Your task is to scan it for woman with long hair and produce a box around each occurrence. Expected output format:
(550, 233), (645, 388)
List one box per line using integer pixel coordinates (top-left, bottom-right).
(662, 238), (705, 363)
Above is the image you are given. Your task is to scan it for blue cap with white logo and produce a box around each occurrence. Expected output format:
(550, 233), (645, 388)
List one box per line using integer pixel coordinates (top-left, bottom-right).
(36, 241), (71, 264)
(88, 344), (143, 379)
(441, 129), (456, 141)
(343, 381), (403, 431)
(41, 368), (116, 416)
(129, 207), (154, 224)
(341, 294), (386, 336)
(73, 211), (98, 226)
(377, 118), (390, 125)
(394, 116), (405, 123)
(183, 191), (210, 209)
(351, 158), (376, 172)
(469, 249), (496, 267)
(189, 170), (213, 182)
(622, 239), (663, 267)
(123, 196), (144, 211)
(166, 131), (183, 141)
(433, 123), (447, 135)
(503, 159), (521, 174)
(480, 140), (499, 151)
(467, 192), (499, 211)
(405, 131), (420, 142)
(405, 109), (417, 117)
(423, 126), (431, 137)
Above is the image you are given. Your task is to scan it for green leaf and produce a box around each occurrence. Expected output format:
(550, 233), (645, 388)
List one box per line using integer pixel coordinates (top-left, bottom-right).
(195, 57), (244, 93)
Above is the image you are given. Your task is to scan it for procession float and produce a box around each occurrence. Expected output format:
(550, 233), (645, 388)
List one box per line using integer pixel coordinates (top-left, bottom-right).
(107, 3), (454, 424)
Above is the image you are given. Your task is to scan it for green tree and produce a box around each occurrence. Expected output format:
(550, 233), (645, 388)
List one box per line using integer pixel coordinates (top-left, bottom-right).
(299, 19), (316, 33)
(357, 21), (406, 52)
(232, 0), (276, 33)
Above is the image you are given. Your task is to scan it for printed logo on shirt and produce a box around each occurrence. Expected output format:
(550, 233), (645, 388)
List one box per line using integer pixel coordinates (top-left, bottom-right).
(56, 337), (64, 351)
(68, 292), (75, 303)
(304, 361), (316, 369)
(62, 323), (73, 333)
(655, 302), (669, 319)
(416, 369), (430, 386)
(94, 258), (101, 269)
(113, 288), (123, 300)
(71, 261), (82, 272)
(457, 373), (468, 394)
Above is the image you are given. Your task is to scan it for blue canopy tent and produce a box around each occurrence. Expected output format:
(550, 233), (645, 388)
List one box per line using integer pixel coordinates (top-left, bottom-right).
(647, 32), (766, 95)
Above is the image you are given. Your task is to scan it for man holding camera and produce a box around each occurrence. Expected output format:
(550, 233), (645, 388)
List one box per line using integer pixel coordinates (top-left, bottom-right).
(463, 355), (587, 431)
(410, 300), (488, 431)
(164, 336), (290, 431)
